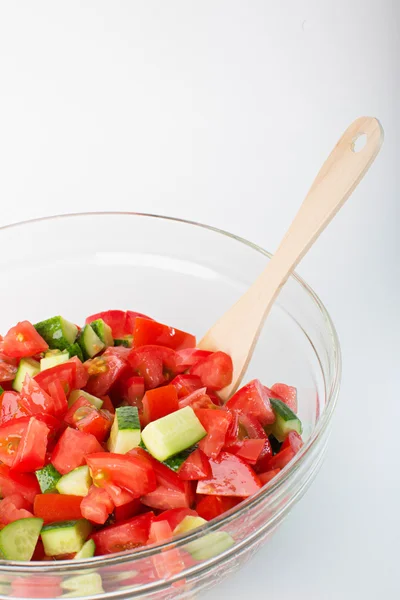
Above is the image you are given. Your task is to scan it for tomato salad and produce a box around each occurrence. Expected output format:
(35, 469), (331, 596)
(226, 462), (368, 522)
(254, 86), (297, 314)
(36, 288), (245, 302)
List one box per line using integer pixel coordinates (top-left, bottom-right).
(0, 310), (303, 563)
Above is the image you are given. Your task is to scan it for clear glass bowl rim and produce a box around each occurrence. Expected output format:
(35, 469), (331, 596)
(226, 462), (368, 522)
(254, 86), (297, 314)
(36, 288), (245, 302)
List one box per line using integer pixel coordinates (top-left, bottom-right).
(0, 211), (342, 571)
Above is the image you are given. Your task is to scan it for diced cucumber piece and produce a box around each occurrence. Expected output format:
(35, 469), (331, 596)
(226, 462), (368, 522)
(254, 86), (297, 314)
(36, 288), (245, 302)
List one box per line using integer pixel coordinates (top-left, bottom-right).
(270, 398), (303, 442)
(107, 406), (141, 454)
(41, 519), (92, 556)
(68, 390), (103, 410)
(35, 316), (78, 351)
(90, 319), (114, 348)
(78, 325), (105, 360)
(36, 464), (62, 493)
(12, 357), (40, 392)
(163, 446), (196, 472)
(114, 336), (133, 348)
(74, 538), (96, 559)
(40, 349), (70, 371)
(66, 343), (84, 361)
(173, 515), (234, 560)
(0, 518), (43, 561)
(142, 406), (206, 462)
(56, 465), (92, 497)
(61, 573), (104, 596)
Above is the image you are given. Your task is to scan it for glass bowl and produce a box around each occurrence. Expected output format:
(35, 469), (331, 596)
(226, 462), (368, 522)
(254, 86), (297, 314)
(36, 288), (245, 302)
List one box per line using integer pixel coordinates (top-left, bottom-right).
(0, 213), (341, 599)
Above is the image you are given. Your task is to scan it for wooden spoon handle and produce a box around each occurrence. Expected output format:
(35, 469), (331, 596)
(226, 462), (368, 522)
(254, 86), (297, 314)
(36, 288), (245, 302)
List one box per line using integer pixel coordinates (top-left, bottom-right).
(199, 117), (384, 400)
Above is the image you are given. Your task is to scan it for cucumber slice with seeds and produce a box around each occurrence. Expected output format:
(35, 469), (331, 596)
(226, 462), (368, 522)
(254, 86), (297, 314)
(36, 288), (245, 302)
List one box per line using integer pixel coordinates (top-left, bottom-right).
(40, 349), (69, 371)
(41, 519), (92, 556)
(56, 465), (92, 497)
(35, 316), (78, 351)
(12, 357), (40, 392)
(270, 398), (302, 442)
(142, 406), (206, 462)
(107, 406), (141, 454)
(78, 325), (105, 360)
(0, 518), (43, 561)
(90, 319), (114, 348)
(68, 390), (103, 410)
(36, 464), (62, 493)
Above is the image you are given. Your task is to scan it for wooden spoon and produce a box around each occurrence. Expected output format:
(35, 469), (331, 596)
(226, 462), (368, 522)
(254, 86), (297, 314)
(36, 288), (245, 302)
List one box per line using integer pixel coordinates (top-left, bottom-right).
(198, 116), (384, 401)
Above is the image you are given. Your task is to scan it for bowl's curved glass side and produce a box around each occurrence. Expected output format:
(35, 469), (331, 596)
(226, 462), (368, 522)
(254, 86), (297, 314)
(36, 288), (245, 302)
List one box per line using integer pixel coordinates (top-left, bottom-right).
(0, 213), (340, 600)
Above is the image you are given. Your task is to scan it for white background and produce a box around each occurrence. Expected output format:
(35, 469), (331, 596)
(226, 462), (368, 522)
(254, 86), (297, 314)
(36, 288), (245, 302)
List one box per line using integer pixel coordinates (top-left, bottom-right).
(0, 2), (399, 599)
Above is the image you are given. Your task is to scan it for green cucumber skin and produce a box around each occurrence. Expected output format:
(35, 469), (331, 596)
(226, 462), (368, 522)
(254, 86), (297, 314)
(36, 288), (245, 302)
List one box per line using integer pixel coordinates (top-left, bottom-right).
(67, 343), (84, 361)
(114, 337), (133, 348)
(270, 398), (302, 442)
(90, 319), (114, 348)
(78, 325), (105, 360)
(163, 446), (196, 472)
(116, 406), (140, 430)
(0, 385), (4, 395)
(36, 464), (62, 493)
(35, 316), (78, 351)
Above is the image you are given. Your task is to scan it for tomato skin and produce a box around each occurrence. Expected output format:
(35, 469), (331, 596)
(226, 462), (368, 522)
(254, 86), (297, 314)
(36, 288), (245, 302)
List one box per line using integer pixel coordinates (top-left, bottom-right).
(175, 349), (213, 370)
(154, 508), (198, 531)
(64, 397), (114, 443)
(196, 452), (262, 497)
(0, 356), (18, 382)
(81, 486), (114, 525)
(35, 363), (76, 397)
(100, 394), (115, 414)
(114, 498), (142, 522)
(271, 383), (298, 413)
(267, 447), (295, 470)
(133, 317), (196, 352)
(2, 321), (48, 358)
(190, 352), (233, 391)
(33, 494), (83, 523)
(258, 469), (281, 485)
(47, 379), (68, 418)
(233, 439), (266, 465)
(142, 385), (179, 424)
(86, 310), (127, 338)
(19, 376), (56, 417)
(125, 311), (153, 333)
(178, 388), (214, 410)
(0, 464), (40, 503)
(170, 374), (203, 399)
(0, 417), (29, 466)
(119, 376), (145, 408)
(86, 452), (157, 498)
(91, 512), (154, 555)
(11, 417), (49, 473)
(177, 449), (211, 481)
(141, 485), (192, 510)
(129, 448), (184, 492)
(85, 354), (128, 396)
(195, 495), (240, 521)
(0, 493), (33, 525)
(281, 431), (303, 454)
(254, 437), (273, 473)
(67, 356), (89, 389)
(195, 409), (232, 459)
(128, 345), (182, 390)
(51, 427), (103, 475)
(148, 520), (185, 578)
(226, 379), (275, 426)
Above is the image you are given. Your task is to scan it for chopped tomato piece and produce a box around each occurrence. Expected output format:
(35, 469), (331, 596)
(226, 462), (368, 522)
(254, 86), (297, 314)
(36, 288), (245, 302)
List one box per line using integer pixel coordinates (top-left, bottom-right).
(154, 508), (198, 531)
(148, 520), (185, 578)
(119, 376), (145, 408)
(190, 352), (233, 391)
(67, 356), (89, 389)
(81, 486), (114, 524)
(254, 437), (273, 473)
(0, 356), (18, 382)
(35, 363), (76, 397)
(125, 311), (153, 333)
(196, 495), (240, 521)
(133, 317), (196, 351)
(129, 448), (184, 492)
(141, 484), (192, 510)
(178, 449), (211, 480)
(19, 376), (58, 417)
(0, 464), (40, 503)
(87, 452), (157, 498)
(226, 379), (275, 426)
(170, 374), (203, 398)
(197, 452), (262, 497)
(33, 494), (83, 523)
(114, 498), (142, 522)
(258, 469), (281, 485)
(0, 493), (33, 525)
(2, 321), (48, 358)
(142, 385), (179, 424)
(100, 394), (115, 414)
(47, 379), (68, 418)
(178, 388), (214, 410)
(51, 427), (103, 475)
(238, 413), (267, 439)
(281, 431), (304, 454)
(11, 417), (49, 473)
(234, 439), (265, 464)
(86, 310), (127, 338)
(0, 391), (27, 425)
(0, 417), (29, 466)
(103, 483), (136, 507)
(195, 408), (232, 458)
(91, 512), (154, 555)
(128, 345), (182, 389)
(225, 410), (239, 445)
(175, 349), (213, 369)
(271, 383), (298, 413)
(267, 447), (295, 470)
(85, 353), (128, 396)
(64, 396), (114, 443)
